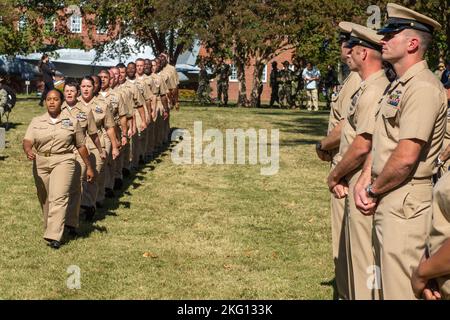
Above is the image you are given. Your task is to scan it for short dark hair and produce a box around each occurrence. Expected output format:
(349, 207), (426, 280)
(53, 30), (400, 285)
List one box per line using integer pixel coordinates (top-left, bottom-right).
(116, 63), (126, 69)
(98, 69), (110, 76)
(127, 62), (136, 67)
(135, 58), (145, 63)
(81, 76), (95, 86)
(64, 80), (80, 92)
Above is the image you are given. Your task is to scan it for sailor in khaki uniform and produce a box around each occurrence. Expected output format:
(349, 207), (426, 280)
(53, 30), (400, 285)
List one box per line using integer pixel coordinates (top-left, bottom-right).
(97, 70), (123, 200)
(62, 81), (102, 226)
(354, 3), (446, 299)
(155, 58), (171, 147)
(135, 58), (155, 161)
(78, 77), (118, 219)
(160, 53), (180, 111)
(23, 90), (94, 249)
(123, 63), (147, 171)
(114, 64), (135, 180)
(106, 67), (129, 191)
(316, 21), (362, 300)
(327, 25), (389, 300)
(152, 59), (170, 149)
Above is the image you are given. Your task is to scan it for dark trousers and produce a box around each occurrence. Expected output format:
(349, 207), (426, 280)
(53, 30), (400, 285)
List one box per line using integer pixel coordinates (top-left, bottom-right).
(39, 81), (54, 106)
(269, 85), (279, 107)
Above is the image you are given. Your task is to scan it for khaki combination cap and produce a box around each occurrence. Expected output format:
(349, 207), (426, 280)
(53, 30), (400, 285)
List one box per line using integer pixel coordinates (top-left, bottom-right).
(378, 3), (441, 35)
(345, 25), (383, 51)
(338, 21), (361, 42)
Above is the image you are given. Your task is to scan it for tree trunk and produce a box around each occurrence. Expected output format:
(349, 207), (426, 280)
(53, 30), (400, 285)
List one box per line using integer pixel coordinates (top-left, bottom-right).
(250, 60), (265, 108)
(235, 58), (248, 107)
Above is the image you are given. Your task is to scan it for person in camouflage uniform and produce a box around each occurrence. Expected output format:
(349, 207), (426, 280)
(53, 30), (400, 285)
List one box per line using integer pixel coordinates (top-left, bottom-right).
(277, 61), (293, 109)
(269, 61), (279, 108)
(291, 58), (305, 109)
(197, 61), (211, 105)
(215, 57), (231, 106)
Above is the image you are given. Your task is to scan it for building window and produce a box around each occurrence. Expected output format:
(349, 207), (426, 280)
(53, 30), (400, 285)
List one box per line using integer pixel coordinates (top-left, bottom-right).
(18, 15), (27, 31)
(229, 64), (238, 82)
(70, 14), (82, 33)
(261, 65), (268, 83)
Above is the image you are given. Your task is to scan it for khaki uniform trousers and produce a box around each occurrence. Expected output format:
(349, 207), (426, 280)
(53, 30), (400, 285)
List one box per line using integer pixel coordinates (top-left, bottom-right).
(81, 147), (104, 208)
(428, 171), (450, 299)
(98, 135), (112, 203)
(346, 174), (378, 300)
(66, 151), (83, 228)
(32, 153), (76, 241)
(330, 161), (349, 300)
(146, 119), (155, 157)
(131, 108), (147, 168)
(306, 89), (319, 111)
(374, 179), (432, 300)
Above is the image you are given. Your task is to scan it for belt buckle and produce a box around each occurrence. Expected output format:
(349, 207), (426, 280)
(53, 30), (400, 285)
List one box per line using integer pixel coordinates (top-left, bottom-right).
(44, 151), (51, 157)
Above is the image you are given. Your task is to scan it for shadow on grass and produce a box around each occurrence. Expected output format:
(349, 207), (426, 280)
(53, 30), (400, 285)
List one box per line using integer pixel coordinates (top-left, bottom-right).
(0, 122), (22, 131)
(320, 278), (338, 300)
(69, 130), (182, 241)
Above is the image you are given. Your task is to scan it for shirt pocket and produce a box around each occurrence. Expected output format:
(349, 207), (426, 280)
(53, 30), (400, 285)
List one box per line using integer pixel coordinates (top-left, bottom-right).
(382, 105), (399, 127)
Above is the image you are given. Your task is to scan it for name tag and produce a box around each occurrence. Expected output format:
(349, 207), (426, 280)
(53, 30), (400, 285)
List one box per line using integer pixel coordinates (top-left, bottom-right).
(77, 112), (87, 120)
(61, 118), (73, 128)
(95, 105), (103, 114)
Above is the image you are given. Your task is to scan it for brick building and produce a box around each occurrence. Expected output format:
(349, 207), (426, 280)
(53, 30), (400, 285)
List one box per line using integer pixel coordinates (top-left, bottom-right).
(199, 46), (296, 104)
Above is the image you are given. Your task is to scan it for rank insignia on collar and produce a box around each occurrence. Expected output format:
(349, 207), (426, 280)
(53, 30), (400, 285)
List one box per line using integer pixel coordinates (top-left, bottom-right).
(95, 105), (103, 113)
(61, 119), (73, 128)
(77, 112), (87, 120)
(387, 90), (402, 108)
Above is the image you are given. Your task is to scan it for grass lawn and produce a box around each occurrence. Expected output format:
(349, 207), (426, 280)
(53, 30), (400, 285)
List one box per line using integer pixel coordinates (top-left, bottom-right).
(0, 98), (333, 299)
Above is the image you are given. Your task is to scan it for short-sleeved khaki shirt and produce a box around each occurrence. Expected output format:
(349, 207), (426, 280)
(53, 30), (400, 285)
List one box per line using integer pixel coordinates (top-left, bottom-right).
(78, 97), (115, 149)
(328, 72), (362, 134)
(372, 61), (448, 179)
(339, 70), (389, 180)
(161, 64), (179, 89)
(97, 88), (127, 125)
(122, 79), (146, 111)
(148, 73), (168, 97)
(135, 75), (153, 101)
(61, 101), (97, 136)
(115, 84), (134, 119)
(328, 72), (361, 163)
(24, 112), (85, 154)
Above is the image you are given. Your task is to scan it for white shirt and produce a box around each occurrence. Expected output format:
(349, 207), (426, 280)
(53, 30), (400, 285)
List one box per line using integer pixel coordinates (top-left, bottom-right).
(302, 67), (321, 90)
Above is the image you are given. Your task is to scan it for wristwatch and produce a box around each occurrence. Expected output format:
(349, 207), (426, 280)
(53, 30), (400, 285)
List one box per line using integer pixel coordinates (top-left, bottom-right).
(366, 184), (379, 198)
(436, 157), (445, 167)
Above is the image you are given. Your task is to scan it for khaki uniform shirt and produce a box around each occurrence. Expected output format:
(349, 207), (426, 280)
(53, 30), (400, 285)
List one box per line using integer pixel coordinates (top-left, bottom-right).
(24, 112), (85, 154)
(328, 72), (361, 164)
(372, 61), (448, 179)
(115, 84), (134, 119)
(121, 80), (146, 112)
(61, 101), (97, 137)
(161, 64), (179, 89)
(97, 88), (127, 125)
(135, 75), (153, 102)
(148, 73), (169, 97)
(77, 98), (115, 150)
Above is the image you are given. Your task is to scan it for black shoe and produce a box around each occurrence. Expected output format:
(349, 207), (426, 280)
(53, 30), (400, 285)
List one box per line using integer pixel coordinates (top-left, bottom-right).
(65, 226), (78, 237)
(85, 206), (96, 222)
(139, 157), (145, 165)
(122, 168), (131, 177)
(96, 201), (104, 209)
(113, 178), (123, 190)
(48, 240), (61, 249)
